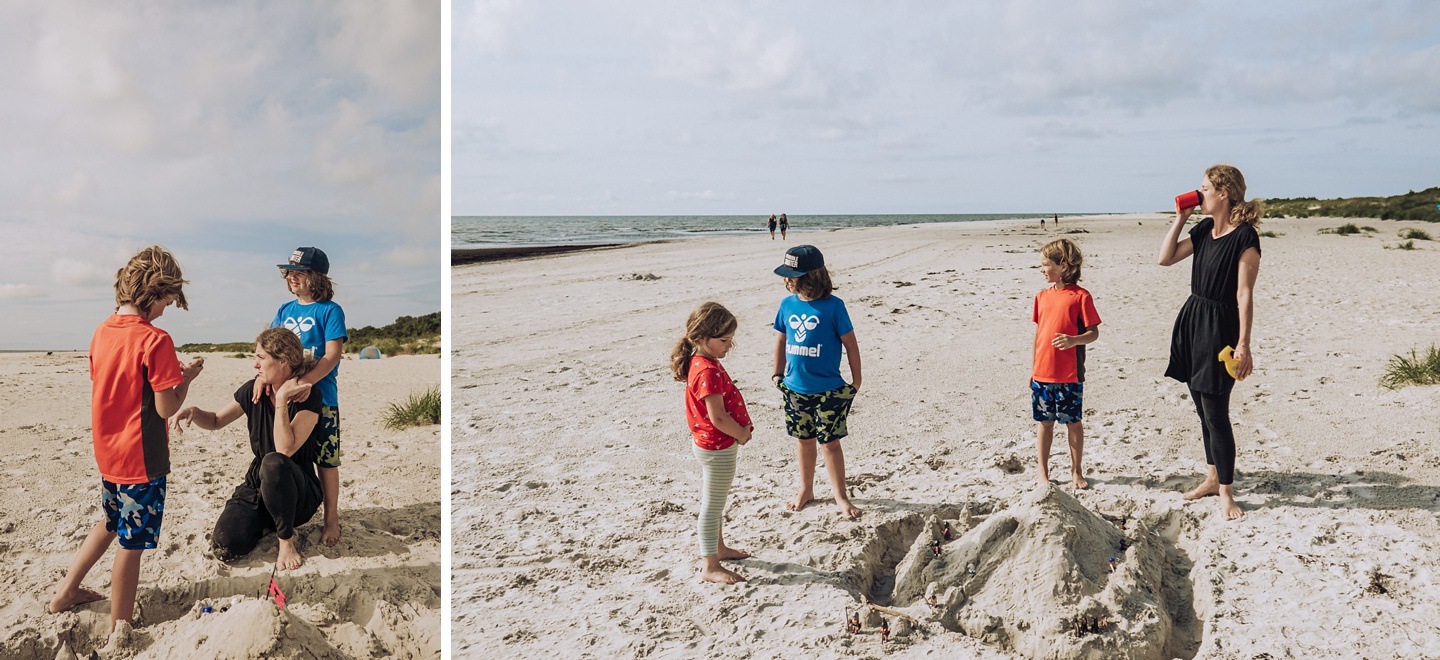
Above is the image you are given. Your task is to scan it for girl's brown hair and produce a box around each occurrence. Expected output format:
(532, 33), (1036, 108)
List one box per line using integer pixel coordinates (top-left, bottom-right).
(115, 245), (189, 312)
(282, 269), (335, 302)
(256, 327), (317, 380)
(670, 302), (738, 381)
(1206, 163), (1264, 227)
(787, 267), (834, 299)
(1040, 238), (1084, 284)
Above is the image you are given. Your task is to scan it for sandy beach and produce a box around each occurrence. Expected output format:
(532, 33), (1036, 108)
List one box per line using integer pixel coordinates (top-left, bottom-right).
(0, 351), (441, 659)
(451, 214), (1440, 658)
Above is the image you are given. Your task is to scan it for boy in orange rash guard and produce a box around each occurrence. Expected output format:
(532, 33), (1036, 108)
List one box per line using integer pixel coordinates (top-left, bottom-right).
(48, 246), (205, 632)
(1032, 238), (1102, 490)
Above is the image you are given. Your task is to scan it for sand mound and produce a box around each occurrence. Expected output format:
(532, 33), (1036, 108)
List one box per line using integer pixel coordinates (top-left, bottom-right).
(844, 486), (1199, 659)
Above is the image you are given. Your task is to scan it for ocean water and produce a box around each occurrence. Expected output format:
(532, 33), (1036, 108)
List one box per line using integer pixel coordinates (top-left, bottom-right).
(452, 214), (1056, 248)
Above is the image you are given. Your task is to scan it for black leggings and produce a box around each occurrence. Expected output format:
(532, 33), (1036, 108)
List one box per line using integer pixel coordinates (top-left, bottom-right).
(212, 453), (321, 560)
(1189, 387), (1236, 485)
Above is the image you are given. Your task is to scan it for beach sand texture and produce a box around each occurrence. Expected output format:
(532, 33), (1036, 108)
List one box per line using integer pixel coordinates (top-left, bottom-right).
(452, 214), (1440, 658)
(0, 352), (441, 659)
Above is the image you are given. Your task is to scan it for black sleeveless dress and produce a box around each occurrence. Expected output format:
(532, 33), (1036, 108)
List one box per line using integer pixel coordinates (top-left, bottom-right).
(1165, 217), (1261, 395)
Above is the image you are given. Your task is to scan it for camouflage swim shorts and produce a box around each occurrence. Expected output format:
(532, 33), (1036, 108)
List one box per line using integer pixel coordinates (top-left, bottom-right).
(777, 381), (857, 445)
(102, 477), (167, 550)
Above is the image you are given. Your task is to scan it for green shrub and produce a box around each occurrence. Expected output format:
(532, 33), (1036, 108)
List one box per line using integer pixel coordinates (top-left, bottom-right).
(1259, 230), (1283, 238)
(1386, 240), (1417, 251)
(1319, 223), (1362, 235)
(1399, 228), (1432, 240)
(382, 386), (441, 430)
(1380, 345), (1440, 389)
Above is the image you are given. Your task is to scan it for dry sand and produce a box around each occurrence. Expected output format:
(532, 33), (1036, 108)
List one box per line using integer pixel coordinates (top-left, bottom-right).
(0, 351), (441, 659)
(452, 214), (1440, 658)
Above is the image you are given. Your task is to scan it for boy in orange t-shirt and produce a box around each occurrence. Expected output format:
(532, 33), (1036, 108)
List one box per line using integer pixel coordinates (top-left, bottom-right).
(1032, 239), (1102, 490)
(48, 246), (204, 632)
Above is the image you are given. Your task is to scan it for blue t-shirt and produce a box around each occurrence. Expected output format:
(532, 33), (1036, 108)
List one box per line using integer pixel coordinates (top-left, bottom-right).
(272, 300), (347, 406)
(773, 294), (854, 394)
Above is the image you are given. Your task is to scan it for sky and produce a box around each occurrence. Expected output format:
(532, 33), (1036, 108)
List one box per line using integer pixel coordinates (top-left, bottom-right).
(0, 2), (440, 350)
(456, 0), (1440, 217)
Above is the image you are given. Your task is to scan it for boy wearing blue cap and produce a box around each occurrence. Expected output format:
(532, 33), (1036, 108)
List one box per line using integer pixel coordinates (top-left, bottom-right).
(771, 245), (864, 520)
(270, 247), (347, 546)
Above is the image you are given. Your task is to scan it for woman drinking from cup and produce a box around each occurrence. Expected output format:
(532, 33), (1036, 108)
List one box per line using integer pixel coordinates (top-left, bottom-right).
(1157, 164), (1263, 521)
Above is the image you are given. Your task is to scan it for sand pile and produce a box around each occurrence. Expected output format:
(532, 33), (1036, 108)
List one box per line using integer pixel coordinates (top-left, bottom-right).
(843, 486), (1197, 659)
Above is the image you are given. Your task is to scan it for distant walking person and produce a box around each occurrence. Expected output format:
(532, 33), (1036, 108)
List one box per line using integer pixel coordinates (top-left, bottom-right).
(767, 214), (778, 240)
(1157, 164), (1262, 521)
(778, 213), (789, 240)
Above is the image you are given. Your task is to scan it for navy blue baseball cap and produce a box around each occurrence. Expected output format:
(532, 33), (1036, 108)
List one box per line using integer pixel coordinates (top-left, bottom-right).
(278, 247), (330, 275)
(774, 244), (824, 278)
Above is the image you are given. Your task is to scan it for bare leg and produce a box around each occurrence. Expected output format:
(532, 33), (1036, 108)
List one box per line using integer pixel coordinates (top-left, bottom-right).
(276, 537), (304, 571)
(1218, 484), (1244, 520)
(319, 466), (340, 546)
(49, 522), (114, 613)
(1066, 422), (1088, 489)
(1184, 465), (1220, 500)
(715, 526), (750, 561)
(820, 441), (861, 519)
(788, 438), (817, 511)
(1036, 422), (1054, 485)
(110, 548), (144, 632)
(698, 555), (745, 584)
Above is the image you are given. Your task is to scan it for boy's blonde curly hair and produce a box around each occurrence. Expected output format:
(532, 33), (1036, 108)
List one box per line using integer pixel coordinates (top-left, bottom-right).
(1040, 238), (1084, 284)
(114, 246), (188, 312)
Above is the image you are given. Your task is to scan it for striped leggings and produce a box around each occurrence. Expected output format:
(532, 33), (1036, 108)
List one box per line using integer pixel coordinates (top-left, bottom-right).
(692, 443), (738, 557)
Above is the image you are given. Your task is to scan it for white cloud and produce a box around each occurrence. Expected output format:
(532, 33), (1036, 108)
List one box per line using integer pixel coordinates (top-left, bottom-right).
(0, 283), (43, 299)
(51, 257), (113, 288)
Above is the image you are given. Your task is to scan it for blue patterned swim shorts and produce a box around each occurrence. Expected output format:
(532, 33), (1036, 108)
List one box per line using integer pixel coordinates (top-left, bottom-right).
(1031, 381), (1083, 424)
(102, 477), (167, 550)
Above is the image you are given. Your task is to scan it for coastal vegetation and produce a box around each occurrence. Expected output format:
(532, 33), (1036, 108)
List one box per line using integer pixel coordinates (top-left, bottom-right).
(383, 385), (442, 429)
(1258, 230), (1283, 238)
(1317, 223), (1376, 236)
(178, 312), (441, 356)
(1380, 345), (1440, 389)
(1264, 187), (1440, 221)
(1399, 228), (1432, 241)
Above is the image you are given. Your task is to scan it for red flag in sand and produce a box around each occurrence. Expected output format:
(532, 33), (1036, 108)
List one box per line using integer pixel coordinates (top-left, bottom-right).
(268, 570), (287, 610)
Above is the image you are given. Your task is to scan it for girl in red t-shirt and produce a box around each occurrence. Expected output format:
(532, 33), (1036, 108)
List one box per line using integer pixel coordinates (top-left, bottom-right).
(670, 302), (754, 584)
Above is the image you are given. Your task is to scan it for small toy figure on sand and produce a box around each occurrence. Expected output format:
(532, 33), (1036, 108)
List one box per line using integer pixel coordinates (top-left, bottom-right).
(930, 540), (942, 556)
(1108, 557), (1117, 573)
(846, 610), (861, 635)
(965, 561), (976, 577)
(879, 617), (890, 643)
(941, 522), (952, 540)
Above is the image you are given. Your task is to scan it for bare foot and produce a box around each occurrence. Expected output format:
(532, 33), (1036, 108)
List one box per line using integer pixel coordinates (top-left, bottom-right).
(48, 586), (105, 613)
(1037, 471), (1052, 487)
(1219, 492), (1245, 521)
(787, 490), (815, 512)
(276, 538), (304, 571)
(699, 566), (746, 584)
(835, 498), (862, 520)
(1183, 479), (1219, 500)
(717, 545), (751, 561)
(321, 518), (341, 547)
(1072, 473), (1090, 490)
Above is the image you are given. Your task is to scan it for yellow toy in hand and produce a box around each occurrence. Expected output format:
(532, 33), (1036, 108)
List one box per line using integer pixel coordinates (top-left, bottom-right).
(1218, 346), (1244, 381)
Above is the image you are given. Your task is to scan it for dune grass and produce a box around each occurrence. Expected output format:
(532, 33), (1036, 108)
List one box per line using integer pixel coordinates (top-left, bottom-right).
(1399, 228), (1432, 241)
(382, 386), (441, 430)
(1386, 240), (1417, 251)
(1318, 223), (1377, 236)
(1259, 230), (1283, 238)
(1380, 345), (1440, 390)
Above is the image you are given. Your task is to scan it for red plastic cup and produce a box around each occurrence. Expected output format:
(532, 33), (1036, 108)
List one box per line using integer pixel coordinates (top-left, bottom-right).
(1175, 189), (1202, 210)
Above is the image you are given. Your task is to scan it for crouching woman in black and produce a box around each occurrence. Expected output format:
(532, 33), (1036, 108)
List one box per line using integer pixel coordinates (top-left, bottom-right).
(174, 328), (324, 570)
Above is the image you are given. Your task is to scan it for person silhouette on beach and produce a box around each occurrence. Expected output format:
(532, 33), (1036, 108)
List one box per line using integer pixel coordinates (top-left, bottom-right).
(1157, 164), (1262, 521)
(767, 214), (777, 240)
(778, 213), (789, 240)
